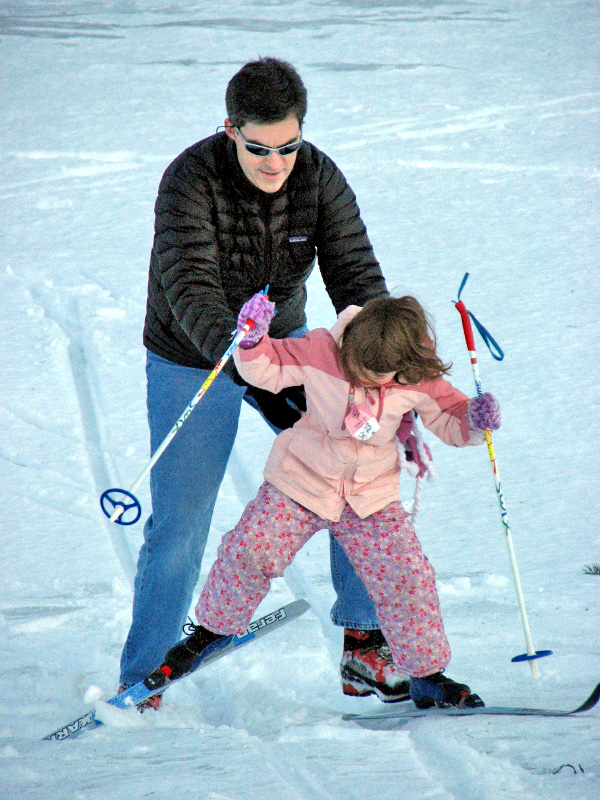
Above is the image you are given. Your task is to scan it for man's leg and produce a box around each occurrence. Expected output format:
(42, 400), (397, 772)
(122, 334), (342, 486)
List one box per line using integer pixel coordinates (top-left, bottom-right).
(119, 352), (245, 688)
(329, 537), (378, 629)
(330, 533), (411, 702)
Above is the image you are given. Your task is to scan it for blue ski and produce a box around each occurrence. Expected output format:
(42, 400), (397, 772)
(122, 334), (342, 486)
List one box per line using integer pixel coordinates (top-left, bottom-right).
(343, 682), (600, 726)
(43, 599), (310, 741)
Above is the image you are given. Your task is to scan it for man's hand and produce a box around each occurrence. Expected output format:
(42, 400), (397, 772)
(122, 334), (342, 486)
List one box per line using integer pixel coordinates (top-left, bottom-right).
(245, 385), (306, 431)
(279, 385), (307, 414)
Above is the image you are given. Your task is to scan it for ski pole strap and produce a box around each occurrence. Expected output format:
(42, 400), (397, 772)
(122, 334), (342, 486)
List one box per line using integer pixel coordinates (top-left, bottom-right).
(455, 272), (504, 361)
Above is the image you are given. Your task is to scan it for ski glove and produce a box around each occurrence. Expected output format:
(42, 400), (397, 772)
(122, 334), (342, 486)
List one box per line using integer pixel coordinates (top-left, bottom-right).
(467, 392), (501, 431)
(245, 384), (306, 431)
(279, 385), (307, 415)
(237, 292), (276, 349)
(397, 413), (433, 479)
(396, 412), (414, 446)
(404, 434), (433, 478)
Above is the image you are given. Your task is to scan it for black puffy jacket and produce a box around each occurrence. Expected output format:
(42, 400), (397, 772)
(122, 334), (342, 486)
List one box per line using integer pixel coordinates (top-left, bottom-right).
(143, 132), (388, 377)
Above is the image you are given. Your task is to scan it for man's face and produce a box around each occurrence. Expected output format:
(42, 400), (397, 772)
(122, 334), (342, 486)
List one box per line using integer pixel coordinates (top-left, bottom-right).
(225, 115), (301, 193)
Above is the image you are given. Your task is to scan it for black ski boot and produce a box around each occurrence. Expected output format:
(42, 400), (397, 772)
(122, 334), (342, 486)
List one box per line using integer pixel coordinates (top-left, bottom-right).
(409, 672), (484, 709)
(144, 623), (225, 691)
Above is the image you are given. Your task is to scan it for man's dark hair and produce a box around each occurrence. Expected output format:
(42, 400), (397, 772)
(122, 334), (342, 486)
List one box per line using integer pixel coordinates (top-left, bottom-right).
(226, 57), (307, 128)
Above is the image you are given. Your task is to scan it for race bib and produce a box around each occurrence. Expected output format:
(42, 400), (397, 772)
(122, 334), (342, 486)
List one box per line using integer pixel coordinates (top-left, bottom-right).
(345, 402), (380, 441)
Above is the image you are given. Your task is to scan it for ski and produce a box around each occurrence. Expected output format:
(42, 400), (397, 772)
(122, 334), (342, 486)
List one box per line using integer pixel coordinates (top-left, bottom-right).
(43, 598), (310, 742)
(343, 681), (600, 725)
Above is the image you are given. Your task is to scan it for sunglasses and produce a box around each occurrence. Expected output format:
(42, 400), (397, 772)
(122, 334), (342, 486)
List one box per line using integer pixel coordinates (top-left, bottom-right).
(234, 127), (303, 158)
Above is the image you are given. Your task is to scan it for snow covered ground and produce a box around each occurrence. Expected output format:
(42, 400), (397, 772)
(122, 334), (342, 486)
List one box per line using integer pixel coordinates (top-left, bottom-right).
(1, 1), (598, 798)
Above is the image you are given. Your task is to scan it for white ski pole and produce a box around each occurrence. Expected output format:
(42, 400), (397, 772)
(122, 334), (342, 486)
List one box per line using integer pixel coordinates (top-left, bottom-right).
(100, 318), (256, 526)
(454, 273), (552, 679)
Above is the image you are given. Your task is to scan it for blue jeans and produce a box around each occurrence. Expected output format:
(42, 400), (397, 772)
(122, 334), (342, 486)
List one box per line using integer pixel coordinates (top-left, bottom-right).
(119, 335), (378, 687)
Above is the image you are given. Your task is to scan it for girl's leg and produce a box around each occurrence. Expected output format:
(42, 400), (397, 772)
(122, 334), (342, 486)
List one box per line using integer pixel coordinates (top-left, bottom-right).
(195, 483), (323, 634)
(246, 322), (379, 631)
(332, 503), (451, 678)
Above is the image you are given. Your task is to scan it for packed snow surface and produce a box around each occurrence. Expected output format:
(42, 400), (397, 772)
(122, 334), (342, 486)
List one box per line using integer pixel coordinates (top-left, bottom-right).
(1, 1), (598, 798)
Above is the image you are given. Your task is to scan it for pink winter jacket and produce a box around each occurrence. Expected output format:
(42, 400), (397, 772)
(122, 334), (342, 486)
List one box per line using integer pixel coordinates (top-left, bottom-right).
(234, 307), (483, 522)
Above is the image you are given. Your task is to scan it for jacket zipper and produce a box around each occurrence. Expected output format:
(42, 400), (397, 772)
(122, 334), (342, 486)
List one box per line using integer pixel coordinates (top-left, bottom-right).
(338, 437), (358, 499)
(261, 196), (273, 290)
(337, 385), (383, 498)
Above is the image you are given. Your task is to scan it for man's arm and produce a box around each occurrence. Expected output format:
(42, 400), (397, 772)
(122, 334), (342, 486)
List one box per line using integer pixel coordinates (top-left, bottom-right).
(152, 153), (238, 372)
(315, 154), (389, 311)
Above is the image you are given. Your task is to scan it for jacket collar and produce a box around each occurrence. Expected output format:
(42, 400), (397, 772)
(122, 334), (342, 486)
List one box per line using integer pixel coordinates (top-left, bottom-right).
(341, 383), (388, 431)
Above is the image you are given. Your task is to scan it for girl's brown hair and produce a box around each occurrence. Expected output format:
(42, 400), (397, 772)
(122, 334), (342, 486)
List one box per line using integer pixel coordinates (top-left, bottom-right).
(339, 296), (452, 385)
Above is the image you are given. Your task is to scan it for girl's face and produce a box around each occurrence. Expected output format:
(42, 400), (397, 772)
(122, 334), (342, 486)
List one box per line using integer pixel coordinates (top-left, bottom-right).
(356, 368), (397, 387)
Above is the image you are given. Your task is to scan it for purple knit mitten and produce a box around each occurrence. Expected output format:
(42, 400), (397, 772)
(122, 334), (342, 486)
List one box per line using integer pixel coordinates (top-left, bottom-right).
(467, 392), (501, 431)
(237, 293), (276, 349)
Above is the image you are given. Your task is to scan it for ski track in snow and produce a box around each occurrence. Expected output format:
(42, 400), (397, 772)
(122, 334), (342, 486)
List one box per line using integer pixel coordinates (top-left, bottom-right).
(26, 283), (137, 581)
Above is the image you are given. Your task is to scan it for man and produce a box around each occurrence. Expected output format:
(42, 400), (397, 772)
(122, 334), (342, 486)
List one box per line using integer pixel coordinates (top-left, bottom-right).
(120, 57), (410, 707)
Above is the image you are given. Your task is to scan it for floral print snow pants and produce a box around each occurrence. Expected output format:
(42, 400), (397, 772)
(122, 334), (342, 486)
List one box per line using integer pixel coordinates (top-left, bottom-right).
(195, 482), (451, 677)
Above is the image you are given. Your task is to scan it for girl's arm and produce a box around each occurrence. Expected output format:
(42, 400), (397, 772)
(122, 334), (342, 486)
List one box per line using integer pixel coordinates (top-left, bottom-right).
(233, 329), (331, 394)
(413, 377), (485, 447)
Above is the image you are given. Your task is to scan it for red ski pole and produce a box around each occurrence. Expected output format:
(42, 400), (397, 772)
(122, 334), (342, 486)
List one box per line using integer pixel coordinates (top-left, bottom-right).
(454, 273), (552, 679)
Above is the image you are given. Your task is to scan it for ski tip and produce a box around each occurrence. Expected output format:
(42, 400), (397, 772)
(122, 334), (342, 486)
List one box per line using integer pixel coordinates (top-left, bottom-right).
(576, 681), (600, 713)
(342, 682), (600, 724)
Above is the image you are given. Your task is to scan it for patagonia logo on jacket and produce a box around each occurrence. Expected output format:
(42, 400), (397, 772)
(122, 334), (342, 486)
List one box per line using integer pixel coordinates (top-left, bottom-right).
(289, 235), (308, 243)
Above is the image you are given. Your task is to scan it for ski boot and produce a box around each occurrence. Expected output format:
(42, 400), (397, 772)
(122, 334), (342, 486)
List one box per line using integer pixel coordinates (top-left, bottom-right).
(341, 628), (411, 703)
(409, 672), (484, 709)
(144, 623), (225, 692)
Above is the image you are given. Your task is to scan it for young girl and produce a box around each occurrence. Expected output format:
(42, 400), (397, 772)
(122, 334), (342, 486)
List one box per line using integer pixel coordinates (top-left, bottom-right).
(155, 294), (501, 708)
